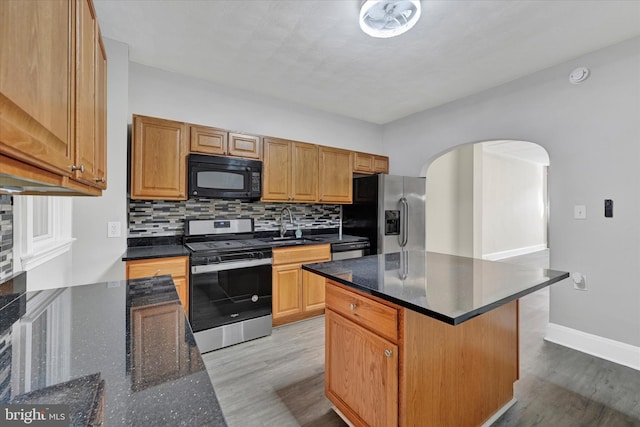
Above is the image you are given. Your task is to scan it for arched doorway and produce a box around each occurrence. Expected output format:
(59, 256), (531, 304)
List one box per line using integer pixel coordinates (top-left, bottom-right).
(423, 140), (549, 262)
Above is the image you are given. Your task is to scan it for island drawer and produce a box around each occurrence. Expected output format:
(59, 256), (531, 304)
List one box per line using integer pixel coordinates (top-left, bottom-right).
(127, 257), (188, 279)
(325, 281), (398, 342)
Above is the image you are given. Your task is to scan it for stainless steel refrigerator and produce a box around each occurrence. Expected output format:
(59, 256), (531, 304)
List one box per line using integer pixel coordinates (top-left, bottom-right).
(342, 174), (426, 254)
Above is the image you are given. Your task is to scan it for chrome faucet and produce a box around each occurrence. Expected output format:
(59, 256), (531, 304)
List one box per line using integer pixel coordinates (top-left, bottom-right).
(280, 207), (294, 237)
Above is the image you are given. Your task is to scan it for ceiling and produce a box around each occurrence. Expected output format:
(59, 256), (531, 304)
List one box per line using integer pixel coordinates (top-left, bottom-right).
(93, 0), (640, 125)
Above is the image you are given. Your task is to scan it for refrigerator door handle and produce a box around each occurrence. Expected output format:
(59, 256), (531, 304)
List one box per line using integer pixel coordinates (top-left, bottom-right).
(399, 197), (409, 247)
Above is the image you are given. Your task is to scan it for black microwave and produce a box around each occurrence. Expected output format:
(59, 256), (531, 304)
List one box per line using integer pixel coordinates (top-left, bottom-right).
(188, 154), (262, 201)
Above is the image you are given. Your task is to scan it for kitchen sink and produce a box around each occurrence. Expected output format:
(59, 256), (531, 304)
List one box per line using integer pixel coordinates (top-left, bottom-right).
(258, 236), (313, 245)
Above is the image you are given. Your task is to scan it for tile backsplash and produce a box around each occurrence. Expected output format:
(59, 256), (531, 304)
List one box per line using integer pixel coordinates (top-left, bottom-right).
(128, 198), (340, 237)
(0, 195), (13, 280)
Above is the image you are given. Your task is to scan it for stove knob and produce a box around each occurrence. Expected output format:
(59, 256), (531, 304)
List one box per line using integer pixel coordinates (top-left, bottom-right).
(251, 295), (259, 303)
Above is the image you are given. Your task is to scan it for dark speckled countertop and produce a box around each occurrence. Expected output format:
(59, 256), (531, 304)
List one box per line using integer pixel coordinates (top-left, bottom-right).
(303, 251), (569, 325)
(0, 274), (226, 426)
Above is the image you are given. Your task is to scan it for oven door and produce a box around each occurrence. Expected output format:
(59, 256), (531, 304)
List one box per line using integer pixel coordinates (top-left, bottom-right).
(190, 259), (272, 333)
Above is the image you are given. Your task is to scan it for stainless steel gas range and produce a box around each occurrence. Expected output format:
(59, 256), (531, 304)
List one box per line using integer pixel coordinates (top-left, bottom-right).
(184, 218), (273, 353)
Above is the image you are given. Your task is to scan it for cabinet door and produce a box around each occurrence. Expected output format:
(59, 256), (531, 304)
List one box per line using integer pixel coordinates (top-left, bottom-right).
(291, 142), (318, 202)
(262, 137), (291, 201)
(325, 309), (398, 427)
(0, 0), (74, 176)
(353, 152), (374, 173)
(189, 124), (227, 155)
(74, 0), (98, 185)
(373, 156), (389, 174)
(131, 115), (187, 200)
(228, 133), (261, 159)
(93, 29), (107, 188)
(126, 256), (189, 315)
(272, 264), (303, 319)
(318, 146), (352, 203)
(302, 270), (325, 312)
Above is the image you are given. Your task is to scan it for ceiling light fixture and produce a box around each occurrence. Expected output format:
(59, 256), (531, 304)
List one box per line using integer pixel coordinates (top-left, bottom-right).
(359, 0), (422, 38)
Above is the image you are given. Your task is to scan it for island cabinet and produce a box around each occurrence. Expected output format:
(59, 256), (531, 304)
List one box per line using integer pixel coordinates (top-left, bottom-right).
(131, 115), (188, 200)
(126, 256), (190, 316)
(353, 152), (389, 175)
(318, 146), (352, 204)
(262, 137), (318, 202)
(324, 280), (519, 427)
(271, 244), (331, 326)
(0, 0), (107, 195)
(190, 124), (262, 160)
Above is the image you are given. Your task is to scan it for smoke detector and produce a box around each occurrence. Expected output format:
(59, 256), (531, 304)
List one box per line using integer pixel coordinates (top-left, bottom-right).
(569, 67), (590, 84)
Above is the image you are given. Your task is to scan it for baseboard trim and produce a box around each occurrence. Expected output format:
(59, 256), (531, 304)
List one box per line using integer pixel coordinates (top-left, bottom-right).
(483, 244), (547, 261)
(545, 323), (640, 371)
(482, 398), (517, 426)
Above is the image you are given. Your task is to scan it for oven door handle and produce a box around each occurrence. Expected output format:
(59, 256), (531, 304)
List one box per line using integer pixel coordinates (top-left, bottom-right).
(192, 258), (273, 274)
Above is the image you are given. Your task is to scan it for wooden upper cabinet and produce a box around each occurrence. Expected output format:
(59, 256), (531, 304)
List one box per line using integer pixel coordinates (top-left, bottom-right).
(190, 125), (261, 159)
(262, 137), (291, 201)
(94, 32), (107, 189)
(228, 132), (261, 159)
(74, 0), (99, 186)
(0, 0), (107, 195)
(131, 115), (188, 200)
(373, 155), (389, 173)
(318, 146), (352, 204)
(290, 141), (317, 202)
(353, 151), (389, 174)
(0, 0), (75, 176)
(263, 137), (317, 202)
(190, 125), (227, 155)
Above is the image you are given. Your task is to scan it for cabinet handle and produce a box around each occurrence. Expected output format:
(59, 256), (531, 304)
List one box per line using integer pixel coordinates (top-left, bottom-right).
(384, 349), (393, 358)
(155, 269), (161, 275)
(349, 303), (356, 311)
(71, 164), (85, 173)
(95, 177), (105, 183)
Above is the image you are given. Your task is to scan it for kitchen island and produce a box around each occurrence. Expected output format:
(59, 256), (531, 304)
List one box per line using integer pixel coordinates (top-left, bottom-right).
(303, 251), (569, 427)
(0, 273), (226, 426)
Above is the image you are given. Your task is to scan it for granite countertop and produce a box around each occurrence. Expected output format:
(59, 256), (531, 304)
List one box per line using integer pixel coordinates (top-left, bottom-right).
(122, 232), (369, 261)
(303, 251), (569, 325)
(0, 274), (226, 426)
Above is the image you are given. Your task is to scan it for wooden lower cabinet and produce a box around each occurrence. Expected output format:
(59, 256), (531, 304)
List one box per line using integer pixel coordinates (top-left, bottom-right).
(126, 256), (189, 316)
(324, 280), (519, 427)
(272, 244), (331, 326)
(325, 309), (398, 427)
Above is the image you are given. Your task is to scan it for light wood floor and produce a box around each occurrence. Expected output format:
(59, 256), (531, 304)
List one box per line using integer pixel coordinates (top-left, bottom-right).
(203, 250), (640, 426)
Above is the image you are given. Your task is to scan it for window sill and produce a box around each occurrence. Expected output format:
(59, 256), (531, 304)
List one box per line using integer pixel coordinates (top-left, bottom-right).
(20, 238), (76, 271)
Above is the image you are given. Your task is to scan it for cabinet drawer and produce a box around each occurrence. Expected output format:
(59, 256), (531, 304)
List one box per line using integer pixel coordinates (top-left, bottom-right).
(272, 244), (331, 265)
(326, 282), (398, 342)
(127, 257), (188, 280)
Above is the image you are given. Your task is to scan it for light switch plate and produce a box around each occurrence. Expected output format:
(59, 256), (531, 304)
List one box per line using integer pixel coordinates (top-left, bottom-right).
(107, 221), (121, 238)
(574, 205), (586, 220)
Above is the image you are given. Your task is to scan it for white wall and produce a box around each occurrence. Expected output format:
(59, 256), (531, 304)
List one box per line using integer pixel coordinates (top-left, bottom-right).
(128, 62), (383, 153)
(426, 144), (474, 257)
(71, 38), (129, 285)
(481, 150), (547, 257)
(384, 37), (640, 348)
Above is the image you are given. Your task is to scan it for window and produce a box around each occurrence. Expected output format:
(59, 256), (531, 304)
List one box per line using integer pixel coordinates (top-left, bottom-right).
(13, 196), (74, 271)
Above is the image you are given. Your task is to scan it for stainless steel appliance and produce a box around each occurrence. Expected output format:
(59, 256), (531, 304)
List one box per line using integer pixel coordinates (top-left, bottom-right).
(330, 238), (371, 260)
(185, 218), (272, 353)
(188, 154), (262, 200)
(342, 174), (426, 254)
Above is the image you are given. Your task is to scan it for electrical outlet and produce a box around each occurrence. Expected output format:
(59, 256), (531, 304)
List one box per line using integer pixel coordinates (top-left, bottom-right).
(107, 221), (121, 238)
(574, 205), (586, 220)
